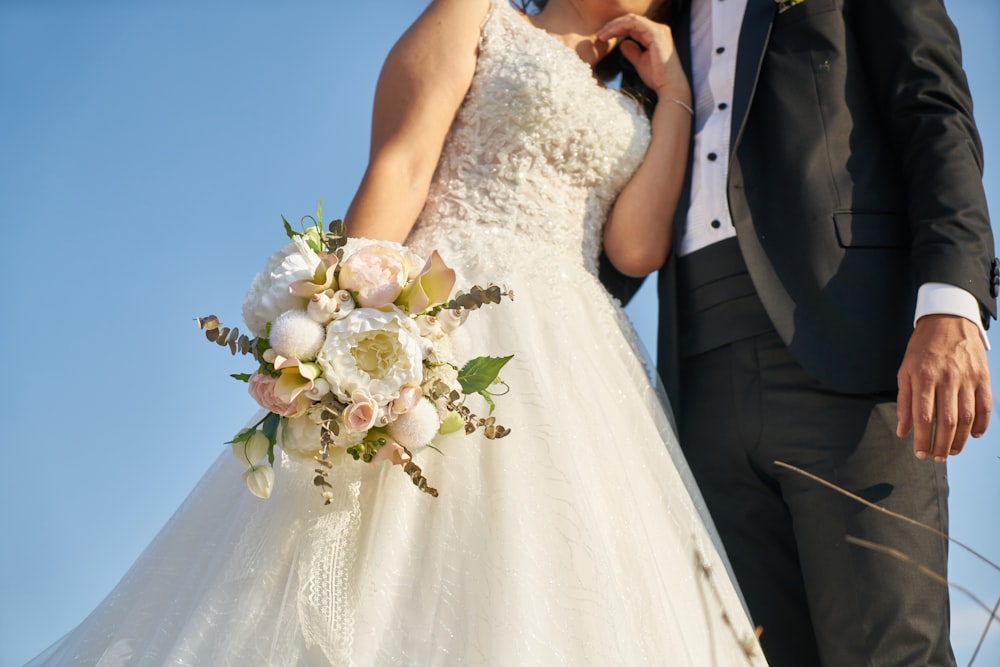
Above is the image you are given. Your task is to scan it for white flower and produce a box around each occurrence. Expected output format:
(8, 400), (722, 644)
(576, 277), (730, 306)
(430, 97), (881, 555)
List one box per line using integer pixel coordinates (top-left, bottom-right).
(307, 289), (355, 324)
(231, 430), (269, 469)
(303, 377), (332, 401)
(242, 236), (321, 338)
(437, 308), (469, 333)
(269, 309), (326, 361)
(386, 398), (440, 449)
(316, 306), (426, 405)
(278, 410), (364, 461)
(243, 464), (275, 499)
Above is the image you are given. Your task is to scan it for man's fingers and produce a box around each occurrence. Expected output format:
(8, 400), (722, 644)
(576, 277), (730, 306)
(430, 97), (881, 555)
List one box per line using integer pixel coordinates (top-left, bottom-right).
(972, 383), (992, 438)
(911, 378), (935, 460)
(896, 373), (913, 438)
(930, 380), (961, 462)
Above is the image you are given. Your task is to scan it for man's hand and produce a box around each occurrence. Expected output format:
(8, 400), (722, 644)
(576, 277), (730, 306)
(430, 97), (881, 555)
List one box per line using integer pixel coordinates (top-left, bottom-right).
(896, 314), (991, 461)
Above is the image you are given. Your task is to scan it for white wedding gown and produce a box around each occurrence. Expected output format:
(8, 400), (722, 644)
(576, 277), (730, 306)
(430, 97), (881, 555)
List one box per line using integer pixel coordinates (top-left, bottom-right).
(30, 2), (766, 665)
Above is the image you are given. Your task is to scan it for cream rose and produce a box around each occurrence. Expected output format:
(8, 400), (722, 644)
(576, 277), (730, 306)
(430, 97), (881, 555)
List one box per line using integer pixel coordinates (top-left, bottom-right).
(316, 306), (426, 405)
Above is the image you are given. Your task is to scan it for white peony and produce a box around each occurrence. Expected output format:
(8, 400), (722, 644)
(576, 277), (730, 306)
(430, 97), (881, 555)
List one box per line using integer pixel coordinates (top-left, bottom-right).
(317, 306), (426, 405)
(269, 309), (325, 361)
(242, 236), (322, 338)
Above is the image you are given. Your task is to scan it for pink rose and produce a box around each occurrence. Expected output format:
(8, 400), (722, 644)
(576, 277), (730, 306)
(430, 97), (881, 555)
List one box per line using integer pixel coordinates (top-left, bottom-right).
(387, 385), (423, 421)
(338, 246), (412, 308)
(248, 372), (304, 417)
(342, 390), (381, 433)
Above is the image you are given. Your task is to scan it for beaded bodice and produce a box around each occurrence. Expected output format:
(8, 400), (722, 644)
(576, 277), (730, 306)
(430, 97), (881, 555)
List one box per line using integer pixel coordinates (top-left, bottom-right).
(407, 0), (651, 279)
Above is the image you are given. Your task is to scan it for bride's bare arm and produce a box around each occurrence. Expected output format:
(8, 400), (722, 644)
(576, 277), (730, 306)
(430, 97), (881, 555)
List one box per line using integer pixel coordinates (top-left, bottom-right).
(344, 0), (488, 242)
(598, 15), (691, 278)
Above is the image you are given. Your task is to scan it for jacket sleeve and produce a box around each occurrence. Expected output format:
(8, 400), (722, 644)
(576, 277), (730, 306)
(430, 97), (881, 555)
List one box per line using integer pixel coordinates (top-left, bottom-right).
(851, 0), (996, 323)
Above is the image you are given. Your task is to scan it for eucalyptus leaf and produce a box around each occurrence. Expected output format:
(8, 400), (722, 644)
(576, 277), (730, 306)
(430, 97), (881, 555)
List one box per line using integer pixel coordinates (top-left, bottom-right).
(458, 355), (513, 394)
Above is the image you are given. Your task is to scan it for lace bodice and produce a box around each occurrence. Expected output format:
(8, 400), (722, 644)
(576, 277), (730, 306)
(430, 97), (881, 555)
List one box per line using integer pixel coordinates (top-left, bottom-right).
(408, 0), (651, 278)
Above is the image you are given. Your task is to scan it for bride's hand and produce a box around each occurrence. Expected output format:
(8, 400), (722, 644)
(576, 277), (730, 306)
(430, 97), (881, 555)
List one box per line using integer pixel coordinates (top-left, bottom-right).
(596, 14), (689, 101)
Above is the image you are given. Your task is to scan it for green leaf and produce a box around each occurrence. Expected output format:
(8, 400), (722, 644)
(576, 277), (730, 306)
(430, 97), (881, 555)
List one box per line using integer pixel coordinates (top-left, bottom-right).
(477, 390), (497, 414)
(282, 215), (297, 239)
(231, 372), (252, 382)
(226, 428), (256, 445)
(262, 412), (280, 443)
(458, 355), (513, 395)
(316, 198), (323, 227)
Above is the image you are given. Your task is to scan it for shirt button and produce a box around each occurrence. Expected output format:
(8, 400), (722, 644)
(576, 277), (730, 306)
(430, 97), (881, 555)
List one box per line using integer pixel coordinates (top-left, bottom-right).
(711, 220), (722, 229)
(707, 152), (718, 161)
(718, 102), (729, 110)
(716, 46), (726, 55)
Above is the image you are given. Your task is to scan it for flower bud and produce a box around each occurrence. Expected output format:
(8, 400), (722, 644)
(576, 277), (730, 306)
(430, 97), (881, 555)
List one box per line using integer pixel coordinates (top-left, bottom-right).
(232, 430), (270, 469)
(243, 464), (275, 499)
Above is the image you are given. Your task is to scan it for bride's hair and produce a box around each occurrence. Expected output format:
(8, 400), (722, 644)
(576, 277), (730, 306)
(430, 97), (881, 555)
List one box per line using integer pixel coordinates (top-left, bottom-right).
(515, 0), (684, 117)
(517, 1), (681, 24)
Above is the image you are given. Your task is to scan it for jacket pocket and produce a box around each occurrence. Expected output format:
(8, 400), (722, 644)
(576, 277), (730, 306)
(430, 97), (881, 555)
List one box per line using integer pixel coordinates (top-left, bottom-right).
(833, 211), (909, 248)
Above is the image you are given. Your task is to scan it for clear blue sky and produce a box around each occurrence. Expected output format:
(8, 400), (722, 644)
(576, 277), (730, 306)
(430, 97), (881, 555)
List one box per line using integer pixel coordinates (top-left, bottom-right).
(1, 1), (996, 665)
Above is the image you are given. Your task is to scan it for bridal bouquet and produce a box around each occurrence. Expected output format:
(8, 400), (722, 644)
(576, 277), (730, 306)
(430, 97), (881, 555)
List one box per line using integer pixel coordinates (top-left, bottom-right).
(198, 204), (512, 502)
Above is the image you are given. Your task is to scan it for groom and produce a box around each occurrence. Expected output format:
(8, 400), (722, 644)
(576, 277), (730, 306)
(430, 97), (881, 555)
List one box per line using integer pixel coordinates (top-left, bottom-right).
(605, 0), (996, 665)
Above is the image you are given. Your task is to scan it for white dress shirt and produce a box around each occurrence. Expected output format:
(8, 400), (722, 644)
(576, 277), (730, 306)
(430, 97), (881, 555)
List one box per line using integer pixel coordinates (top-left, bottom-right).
(681, 0), (987, 345)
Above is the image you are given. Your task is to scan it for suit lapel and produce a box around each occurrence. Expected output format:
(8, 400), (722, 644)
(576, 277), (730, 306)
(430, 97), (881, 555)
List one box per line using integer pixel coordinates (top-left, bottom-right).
(730, 0), (777, 152)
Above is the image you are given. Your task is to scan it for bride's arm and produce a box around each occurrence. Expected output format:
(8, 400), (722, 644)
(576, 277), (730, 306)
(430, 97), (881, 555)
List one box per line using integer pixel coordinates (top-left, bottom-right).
(598, 15), (691, 278)
(344, 0), (488, 242)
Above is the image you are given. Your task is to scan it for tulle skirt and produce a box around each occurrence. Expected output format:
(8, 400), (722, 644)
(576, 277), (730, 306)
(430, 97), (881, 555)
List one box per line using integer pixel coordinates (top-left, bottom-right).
(30, 246), (766, 666)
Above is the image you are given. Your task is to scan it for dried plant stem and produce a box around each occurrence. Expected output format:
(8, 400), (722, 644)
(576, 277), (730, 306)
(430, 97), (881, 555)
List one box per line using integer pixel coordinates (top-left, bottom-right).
(967, 595), (1000, 667)
(844, 536), (998, 622)
(694, 548), (764, 663)
(773, 460), (998, 572)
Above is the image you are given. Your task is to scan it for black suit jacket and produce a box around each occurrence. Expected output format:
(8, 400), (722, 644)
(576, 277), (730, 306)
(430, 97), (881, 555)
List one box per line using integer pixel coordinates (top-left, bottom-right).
(604, 0), (998, 407)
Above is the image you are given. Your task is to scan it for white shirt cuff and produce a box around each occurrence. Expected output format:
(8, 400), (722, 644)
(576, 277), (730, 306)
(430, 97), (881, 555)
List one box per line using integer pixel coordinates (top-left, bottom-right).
(914, 282), (990, 350)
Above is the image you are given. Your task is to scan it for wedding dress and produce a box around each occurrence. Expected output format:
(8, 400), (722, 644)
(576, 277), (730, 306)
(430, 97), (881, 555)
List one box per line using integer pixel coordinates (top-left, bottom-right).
(30, 2), (766, 665)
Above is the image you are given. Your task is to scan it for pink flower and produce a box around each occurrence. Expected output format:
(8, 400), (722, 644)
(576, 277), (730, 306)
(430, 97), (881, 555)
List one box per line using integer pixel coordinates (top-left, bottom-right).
(343, 390), (382, 433)
(248, 372), (306, 417)
(370, 437), (411, 466)
(338, 245), (413, 308)
(387, 385), (423, 421)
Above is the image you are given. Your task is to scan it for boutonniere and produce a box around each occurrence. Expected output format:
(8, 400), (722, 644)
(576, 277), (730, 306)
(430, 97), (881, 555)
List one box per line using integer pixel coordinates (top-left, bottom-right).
(775, 0), (805, 13)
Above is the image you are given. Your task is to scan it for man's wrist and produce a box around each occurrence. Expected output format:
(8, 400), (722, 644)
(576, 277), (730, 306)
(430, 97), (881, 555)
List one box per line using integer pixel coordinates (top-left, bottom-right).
(914, 282), (989, 349)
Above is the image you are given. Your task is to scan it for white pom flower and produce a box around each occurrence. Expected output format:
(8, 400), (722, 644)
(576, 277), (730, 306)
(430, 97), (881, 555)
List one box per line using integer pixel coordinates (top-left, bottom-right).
(386, 399), (440, 449)
(269, 309), (325, 361)
(242, 236), (321, 338)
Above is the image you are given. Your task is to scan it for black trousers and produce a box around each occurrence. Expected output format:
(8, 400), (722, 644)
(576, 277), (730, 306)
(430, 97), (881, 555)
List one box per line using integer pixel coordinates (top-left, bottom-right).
(678, 331), (955, 667)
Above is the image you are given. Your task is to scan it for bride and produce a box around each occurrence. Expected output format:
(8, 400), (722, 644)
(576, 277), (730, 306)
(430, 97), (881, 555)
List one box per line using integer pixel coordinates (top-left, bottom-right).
(30, 0), (766, 664)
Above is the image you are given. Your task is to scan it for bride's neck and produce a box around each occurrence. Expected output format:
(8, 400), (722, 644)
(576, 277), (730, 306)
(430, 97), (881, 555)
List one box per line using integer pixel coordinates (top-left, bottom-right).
(529, 1), (612, 66)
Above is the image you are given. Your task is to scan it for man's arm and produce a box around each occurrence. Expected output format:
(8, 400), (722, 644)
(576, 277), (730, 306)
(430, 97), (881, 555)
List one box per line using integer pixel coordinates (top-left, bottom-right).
(853, 0), (996, 459)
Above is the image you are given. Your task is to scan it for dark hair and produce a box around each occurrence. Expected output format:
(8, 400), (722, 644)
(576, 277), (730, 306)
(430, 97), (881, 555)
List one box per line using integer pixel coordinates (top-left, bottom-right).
(515, 1), (683, 116)
(518, 1), (681, 24)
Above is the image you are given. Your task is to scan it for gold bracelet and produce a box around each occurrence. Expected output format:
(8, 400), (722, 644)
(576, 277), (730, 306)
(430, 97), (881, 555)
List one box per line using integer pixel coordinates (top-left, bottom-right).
(665, 98), (694, 115)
